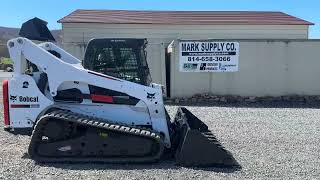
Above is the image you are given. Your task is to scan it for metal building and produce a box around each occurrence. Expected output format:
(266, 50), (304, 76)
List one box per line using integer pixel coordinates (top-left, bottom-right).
(58, 10), (317, 97)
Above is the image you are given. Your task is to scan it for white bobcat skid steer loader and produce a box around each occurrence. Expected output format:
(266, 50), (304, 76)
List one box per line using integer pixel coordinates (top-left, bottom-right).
(2, 18), (238, 167)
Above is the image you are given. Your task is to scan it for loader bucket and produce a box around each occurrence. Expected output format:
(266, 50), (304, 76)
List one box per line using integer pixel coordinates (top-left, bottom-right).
(172, 107), (239, 167)
(19, 17), (55, 42)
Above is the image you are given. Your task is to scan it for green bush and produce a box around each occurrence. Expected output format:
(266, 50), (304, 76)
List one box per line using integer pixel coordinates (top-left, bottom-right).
(0, 57), (12, 65)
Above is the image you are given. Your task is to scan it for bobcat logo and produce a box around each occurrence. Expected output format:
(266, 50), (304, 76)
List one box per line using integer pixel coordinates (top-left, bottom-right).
(10, 95), (17, 102)
(147, 93), (155, 99)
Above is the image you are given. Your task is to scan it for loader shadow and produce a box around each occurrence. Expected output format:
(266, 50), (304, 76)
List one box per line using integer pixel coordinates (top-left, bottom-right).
(23, 153), (241, 172)
(166, 101), (320, 109)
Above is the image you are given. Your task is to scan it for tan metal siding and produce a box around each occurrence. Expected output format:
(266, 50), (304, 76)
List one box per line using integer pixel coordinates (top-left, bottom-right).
(62, 24), (309, 43)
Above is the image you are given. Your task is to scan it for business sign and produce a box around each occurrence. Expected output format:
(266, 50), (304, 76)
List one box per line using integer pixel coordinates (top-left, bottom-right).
(179, 41), (239, 72)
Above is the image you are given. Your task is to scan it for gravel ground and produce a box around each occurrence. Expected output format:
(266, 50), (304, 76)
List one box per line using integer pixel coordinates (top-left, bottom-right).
(0, 90), (320, 179)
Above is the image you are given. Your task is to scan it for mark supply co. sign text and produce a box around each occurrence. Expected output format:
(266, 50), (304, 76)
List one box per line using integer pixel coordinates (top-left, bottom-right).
(179, 41), (239, 72)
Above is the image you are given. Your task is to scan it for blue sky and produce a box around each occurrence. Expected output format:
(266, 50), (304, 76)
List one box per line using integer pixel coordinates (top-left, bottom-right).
(0, 0), (319, 38)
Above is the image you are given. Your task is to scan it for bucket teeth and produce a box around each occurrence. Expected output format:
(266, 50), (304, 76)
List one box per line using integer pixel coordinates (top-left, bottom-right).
(172, 107), (240, 167)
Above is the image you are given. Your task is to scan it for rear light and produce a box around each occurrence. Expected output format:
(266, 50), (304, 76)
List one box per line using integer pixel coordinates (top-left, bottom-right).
(2, 80), (10, 126)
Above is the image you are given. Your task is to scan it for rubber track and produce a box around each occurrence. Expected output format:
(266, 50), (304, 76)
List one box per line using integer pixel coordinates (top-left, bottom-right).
(28, 110), (164, 163)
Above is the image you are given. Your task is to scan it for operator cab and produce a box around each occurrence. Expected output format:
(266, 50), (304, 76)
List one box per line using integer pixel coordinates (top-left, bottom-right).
(83, 38), (151, 86)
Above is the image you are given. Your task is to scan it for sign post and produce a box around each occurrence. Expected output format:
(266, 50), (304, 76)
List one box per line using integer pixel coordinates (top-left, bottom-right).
(179, 41), (239, 72)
